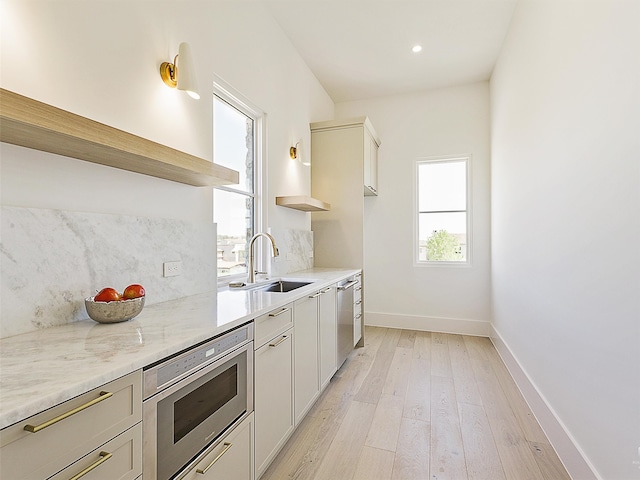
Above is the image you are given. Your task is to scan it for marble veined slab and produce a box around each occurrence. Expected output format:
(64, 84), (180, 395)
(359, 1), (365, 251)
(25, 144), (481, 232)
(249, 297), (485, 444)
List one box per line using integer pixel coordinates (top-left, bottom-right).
(269, 227), (313, 277)
(1, 207), (216, 338)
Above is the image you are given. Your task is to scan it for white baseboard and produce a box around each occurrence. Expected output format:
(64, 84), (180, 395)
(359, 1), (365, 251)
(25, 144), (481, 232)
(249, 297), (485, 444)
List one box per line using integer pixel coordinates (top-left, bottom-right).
(365, 311), (490, 337)
(490, 325), (600, 480)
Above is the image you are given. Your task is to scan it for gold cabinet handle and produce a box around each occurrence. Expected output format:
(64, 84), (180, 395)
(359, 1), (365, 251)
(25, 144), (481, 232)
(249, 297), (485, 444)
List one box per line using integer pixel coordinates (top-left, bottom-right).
(268, 335), (288, 348)
(68, 451), (113, 480)
(23, 391), (113, 433)
(196, 442), (232, 475)
(268, 308), (289, 317)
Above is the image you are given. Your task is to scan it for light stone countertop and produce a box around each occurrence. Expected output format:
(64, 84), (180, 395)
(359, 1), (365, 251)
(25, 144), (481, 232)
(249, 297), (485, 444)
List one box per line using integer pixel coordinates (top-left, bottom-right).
(0, 268), (359, 429)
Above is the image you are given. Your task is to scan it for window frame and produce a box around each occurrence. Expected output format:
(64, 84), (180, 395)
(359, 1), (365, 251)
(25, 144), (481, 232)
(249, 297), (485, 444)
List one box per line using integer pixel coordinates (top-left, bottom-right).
(413, 154), (472, 267)
(213, 77), (266, 286)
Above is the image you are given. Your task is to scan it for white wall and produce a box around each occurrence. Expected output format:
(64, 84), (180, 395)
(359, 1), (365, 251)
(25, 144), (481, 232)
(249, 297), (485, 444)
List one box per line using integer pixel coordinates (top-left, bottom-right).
(0, 0), (333, 229)
(490, 1), (640, 478)
(336, 83), (491, 335)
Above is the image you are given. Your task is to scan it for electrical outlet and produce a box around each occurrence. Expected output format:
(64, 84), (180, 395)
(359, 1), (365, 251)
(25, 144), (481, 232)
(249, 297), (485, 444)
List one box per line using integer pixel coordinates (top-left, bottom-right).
(163, 261), (182, 277)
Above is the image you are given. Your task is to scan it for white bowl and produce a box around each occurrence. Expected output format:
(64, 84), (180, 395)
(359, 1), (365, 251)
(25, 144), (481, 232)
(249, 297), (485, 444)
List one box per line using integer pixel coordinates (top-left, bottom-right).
(84, 296), (145, 324)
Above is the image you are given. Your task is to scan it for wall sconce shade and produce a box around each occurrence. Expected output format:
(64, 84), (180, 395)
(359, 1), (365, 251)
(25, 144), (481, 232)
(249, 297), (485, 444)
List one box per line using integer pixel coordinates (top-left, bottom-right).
(290, 141), (310, 166)
(160, 42), (200, 100)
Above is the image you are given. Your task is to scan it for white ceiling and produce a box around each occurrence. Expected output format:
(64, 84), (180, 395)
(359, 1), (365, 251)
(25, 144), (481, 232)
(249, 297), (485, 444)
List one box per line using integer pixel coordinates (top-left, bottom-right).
(264, 0), (518, 103)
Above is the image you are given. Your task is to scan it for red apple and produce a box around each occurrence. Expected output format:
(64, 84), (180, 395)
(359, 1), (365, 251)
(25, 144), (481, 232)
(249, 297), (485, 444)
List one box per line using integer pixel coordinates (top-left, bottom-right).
(94, 287), (121, 303)
(122, 284), (145, 299)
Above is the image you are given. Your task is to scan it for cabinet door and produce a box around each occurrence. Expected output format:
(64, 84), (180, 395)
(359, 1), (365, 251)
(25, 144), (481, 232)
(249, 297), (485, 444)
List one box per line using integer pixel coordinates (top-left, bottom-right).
(294, 295), (320, 424)
(182, 414), (254, 480)
(364, 132), (378, 196)
(319, 286), (337, 390)
(254, 331), (293, 478)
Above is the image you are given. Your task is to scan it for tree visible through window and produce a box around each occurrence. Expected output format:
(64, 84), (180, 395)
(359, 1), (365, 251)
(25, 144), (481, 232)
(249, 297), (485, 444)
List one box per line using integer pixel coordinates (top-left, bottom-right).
(213, 94), (256, 279)
(417, 157), (469, 263)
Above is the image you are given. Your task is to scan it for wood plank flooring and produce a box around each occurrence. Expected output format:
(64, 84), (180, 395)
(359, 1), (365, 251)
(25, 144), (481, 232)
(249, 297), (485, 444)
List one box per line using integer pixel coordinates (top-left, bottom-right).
(261, 326), (570, 480)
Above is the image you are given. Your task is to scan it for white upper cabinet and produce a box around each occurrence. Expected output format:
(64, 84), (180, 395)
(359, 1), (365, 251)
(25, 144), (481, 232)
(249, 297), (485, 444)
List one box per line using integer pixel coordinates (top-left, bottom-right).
(363, 128), (379, 196)
(310, 116), (380, 198)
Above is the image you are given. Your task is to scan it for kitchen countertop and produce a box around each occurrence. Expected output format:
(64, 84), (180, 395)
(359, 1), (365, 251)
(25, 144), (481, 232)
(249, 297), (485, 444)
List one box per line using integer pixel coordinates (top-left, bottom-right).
(0, 268), (359, 430)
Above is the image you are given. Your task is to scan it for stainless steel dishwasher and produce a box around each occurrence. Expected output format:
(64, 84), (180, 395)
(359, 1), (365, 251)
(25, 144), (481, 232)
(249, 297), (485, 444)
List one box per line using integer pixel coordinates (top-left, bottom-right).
(337, 276), (358, 368)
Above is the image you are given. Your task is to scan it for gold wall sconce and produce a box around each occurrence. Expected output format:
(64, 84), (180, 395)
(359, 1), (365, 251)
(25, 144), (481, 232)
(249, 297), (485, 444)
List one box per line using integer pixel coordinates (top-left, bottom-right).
(290, 141), (310, 166)
(290, 142), (299, 160)
(160, 42), (200, 99)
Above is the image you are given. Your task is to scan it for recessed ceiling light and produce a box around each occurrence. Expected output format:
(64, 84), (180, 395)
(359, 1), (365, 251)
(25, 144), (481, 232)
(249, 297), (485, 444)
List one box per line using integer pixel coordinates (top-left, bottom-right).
(412, 45), (423, 53)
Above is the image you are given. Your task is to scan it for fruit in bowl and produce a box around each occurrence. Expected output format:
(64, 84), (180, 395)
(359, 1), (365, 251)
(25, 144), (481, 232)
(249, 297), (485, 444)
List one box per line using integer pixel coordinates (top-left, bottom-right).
(85, 284), (146, 324)
(94, 287), (121, 302)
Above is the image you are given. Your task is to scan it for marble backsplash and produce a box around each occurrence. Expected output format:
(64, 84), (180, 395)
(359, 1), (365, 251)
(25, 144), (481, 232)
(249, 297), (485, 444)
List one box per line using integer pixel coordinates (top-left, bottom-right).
(268, 227), (314, 277)
(1, 206), (216, 339)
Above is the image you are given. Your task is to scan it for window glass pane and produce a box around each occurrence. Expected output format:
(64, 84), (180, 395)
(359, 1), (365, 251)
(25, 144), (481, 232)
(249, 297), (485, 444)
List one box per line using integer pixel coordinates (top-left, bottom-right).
(418, 212), (467, 261)
(214, 189), (253, 277)
(213, 97), (254, 194)
(418, 161), (466, 211)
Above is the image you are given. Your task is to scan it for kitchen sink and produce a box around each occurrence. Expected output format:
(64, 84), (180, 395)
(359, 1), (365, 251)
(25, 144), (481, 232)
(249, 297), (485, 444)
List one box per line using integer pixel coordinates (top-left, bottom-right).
(260, 280), (312, 293)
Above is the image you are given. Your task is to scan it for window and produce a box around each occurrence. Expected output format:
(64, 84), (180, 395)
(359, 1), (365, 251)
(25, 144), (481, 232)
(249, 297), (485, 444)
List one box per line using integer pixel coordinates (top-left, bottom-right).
(213, 89), (262, 280)
(416, 156), (470, 264)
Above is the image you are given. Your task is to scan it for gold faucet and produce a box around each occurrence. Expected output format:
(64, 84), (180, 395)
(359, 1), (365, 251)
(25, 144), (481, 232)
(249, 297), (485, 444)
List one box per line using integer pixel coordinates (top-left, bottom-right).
(247, 233), (279, 284)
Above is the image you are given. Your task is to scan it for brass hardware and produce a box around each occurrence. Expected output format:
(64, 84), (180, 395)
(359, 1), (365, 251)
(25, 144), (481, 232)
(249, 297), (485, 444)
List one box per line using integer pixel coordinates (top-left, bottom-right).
(196, 442), (233, 475)
(268, 335), (288, 348)
(289, 145), (298, 159)
(160, 57), (178, 88)
(68, 451), (113, 480)
(23, 391), (113, 433)
(268, 308), (289, 317)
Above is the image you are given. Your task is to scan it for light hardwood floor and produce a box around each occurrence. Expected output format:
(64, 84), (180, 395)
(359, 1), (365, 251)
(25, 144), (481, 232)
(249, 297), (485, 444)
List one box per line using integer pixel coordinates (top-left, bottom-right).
(261, 326), (570, 480)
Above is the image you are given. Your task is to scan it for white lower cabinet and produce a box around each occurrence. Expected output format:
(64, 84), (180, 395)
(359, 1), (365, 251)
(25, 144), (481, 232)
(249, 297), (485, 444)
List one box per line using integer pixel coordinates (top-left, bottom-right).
(293, 294), (320, 425)
(254, 327), (294, 478)
(354, 274), (363, 346)
(318, 285), (337, 390)
(182, 414), (254, 480)
(50, 423), (142, 480)
(0, 370), (142, 480)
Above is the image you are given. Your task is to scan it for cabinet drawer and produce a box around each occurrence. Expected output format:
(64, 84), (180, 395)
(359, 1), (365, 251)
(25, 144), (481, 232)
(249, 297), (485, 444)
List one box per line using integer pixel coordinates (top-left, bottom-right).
(0, 370), (142, 480)
(181, 414), (253, 480)
(254, 303), (293, 349)
(354, 285), (362, 304)
(49, 423), (142, 480)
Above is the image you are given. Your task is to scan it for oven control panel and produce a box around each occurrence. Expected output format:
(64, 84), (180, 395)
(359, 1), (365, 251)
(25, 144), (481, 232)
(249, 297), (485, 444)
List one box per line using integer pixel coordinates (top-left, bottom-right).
(144, 323), (253, 398)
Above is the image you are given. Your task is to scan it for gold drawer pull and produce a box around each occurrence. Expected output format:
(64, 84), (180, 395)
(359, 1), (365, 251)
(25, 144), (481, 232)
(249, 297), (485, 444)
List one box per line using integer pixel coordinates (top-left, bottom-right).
(24, 391), (113, 433)
(68, 451), (113, 480)
(196, 442), (232, 475)
(268, 308), (289, 317)
(269, 335), (288, 348)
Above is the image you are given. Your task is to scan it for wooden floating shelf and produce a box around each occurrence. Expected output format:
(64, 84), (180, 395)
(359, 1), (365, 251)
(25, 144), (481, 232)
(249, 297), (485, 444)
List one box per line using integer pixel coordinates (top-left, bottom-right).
(0, 88), (239, 187)
(276, 196), (331, 212)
